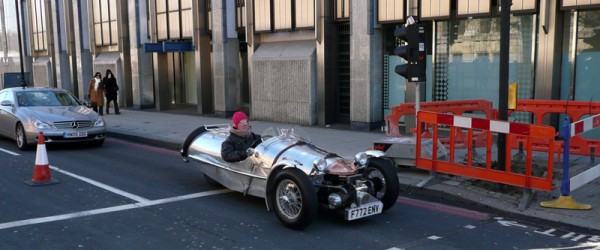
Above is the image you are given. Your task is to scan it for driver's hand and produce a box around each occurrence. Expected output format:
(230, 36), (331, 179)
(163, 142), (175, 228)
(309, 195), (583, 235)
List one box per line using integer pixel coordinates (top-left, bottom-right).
(245, 148), (255, 158)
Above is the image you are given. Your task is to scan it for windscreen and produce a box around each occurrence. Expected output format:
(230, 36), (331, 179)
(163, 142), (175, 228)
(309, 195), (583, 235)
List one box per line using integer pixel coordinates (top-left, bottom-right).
(16, 91), (81, 107)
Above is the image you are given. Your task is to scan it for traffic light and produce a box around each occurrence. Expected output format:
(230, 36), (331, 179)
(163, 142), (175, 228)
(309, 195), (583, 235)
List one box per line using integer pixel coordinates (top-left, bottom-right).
(394, 24), (426, 82)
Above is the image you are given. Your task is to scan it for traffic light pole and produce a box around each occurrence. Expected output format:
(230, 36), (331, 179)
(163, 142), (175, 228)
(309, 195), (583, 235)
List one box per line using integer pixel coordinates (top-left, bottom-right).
(413, 81), (423, 114)
(15, 0), (26, 88)
(497, 0), (511, 171)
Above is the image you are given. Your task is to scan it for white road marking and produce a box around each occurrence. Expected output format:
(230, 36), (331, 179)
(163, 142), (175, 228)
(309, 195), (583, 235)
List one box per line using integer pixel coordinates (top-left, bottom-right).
(0, 147), (20, 156)
(497, 219), (527, 228)
(0, 189), (231, 230)
(464, 225), (476, 229)
(50, 165), (150, 203)
(428, 235), (442, 240)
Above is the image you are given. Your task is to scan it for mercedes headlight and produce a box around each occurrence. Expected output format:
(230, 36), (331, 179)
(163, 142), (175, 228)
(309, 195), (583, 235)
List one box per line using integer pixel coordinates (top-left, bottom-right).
(354, 152), (369, 168)
(32, 119), (52, 130)
(94, 118), (105, 127)
(313, 157), (327, 172)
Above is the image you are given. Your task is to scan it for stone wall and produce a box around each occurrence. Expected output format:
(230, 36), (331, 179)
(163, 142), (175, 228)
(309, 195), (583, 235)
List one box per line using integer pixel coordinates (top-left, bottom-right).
(251, 41), (316, 125)
(32, 57), (52, 87)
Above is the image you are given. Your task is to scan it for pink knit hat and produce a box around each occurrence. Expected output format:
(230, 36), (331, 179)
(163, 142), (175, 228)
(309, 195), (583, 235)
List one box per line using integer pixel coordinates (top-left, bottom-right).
(232, 111), (248, 128)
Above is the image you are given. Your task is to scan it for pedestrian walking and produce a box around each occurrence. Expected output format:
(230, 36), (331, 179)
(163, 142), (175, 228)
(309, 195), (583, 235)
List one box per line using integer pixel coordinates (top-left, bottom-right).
(87, 72), (105, 115)
(103, 69), (120, 114)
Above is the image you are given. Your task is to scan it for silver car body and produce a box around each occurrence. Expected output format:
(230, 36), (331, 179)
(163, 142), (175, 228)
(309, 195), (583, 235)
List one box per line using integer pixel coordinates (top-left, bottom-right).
(0, 87), (106, 149)
(183, 125), (400, 229)
(187, 126), (325, 198)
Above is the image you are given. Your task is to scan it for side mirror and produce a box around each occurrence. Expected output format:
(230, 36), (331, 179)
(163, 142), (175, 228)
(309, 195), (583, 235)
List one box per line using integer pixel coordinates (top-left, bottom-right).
(1, 100), (13, 107)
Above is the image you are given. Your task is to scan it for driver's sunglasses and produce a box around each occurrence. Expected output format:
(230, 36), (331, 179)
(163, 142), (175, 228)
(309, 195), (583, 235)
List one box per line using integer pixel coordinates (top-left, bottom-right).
(239, 120), (249, 125)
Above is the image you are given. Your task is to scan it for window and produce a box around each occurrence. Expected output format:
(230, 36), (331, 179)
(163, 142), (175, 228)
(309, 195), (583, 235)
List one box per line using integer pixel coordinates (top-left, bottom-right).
(421, 0), (451, 21)
(335, 0), (349, 21)
(254, 0), (272, 32)
(255, 0), (315, 32)
(236, 0), (246, 30)
(207, 0), (213, 31)
(31, 0), (47, 51)
(457, 0), (491, 18)
(378, 0), (404, 23)
(433, 16), (535, 110)
(561, 10), (600, 102)
(562, 0), (600, 9)
(295, 0), (314, 29)
(156, 0), (193, 40)
(273, 0), (292, 30)
(93, 0), (118, 46)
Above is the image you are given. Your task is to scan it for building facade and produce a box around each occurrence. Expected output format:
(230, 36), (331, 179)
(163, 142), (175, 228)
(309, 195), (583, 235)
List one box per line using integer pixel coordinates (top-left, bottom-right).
(0, 0), (599, 131)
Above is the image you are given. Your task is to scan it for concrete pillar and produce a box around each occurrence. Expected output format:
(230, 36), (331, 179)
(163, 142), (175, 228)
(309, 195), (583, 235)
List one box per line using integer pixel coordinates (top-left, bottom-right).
(127, 0), (154, 109)
(63, 0), (79, 95)
(349, 0), (383, 131)
(72, 0), (93, 100)
(118, 0), (132, 107)
(50, 0), (73, 92)
(194, 0), (213, 114)
(246, 0), (257, 115)
(316, 0), (335, 125)
(212, 0), (241, 117)
(153, 53), (170, 111)
(535, 0), (563, 100)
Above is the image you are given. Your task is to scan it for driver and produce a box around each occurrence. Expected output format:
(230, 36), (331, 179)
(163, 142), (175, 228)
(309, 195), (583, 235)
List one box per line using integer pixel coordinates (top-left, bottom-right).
(17, 94), (30, 106)
(221, 111), (261, 163)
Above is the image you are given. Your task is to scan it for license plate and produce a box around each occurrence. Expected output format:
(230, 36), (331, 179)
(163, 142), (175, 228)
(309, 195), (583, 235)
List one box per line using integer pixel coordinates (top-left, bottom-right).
(345, 201), (383, 220)
(63, 131), (88, 138)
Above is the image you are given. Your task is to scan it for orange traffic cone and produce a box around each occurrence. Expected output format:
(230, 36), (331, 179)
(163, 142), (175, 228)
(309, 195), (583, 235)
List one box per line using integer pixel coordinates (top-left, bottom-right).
(25, 132), (59, 186)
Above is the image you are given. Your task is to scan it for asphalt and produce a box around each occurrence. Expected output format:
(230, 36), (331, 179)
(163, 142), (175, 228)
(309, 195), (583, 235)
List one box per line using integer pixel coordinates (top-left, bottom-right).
(102, 109), (600, 232)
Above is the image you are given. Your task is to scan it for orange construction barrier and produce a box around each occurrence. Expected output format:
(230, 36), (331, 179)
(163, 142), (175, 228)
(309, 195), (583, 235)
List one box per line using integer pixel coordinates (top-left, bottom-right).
(25, 132), (59, 186)
(509, 99), (600, 157)
(386, 100), (496, 148)
(416, 111), (555, 191)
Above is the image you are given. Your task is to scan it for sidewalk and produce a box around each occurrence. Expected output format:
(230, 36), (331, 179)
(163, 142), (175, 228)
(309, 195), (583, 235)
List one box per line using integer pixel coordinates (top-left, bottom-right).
(102, 109), (600, 232)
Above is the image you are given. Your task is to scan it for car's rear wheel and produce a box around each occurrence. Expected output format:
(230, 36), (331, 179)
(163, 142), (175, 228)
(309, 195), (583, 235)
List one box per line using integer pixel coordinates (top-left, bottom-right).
(16, 123), (31, 151)
(363, 158), (399, 211)
(271, 168), (317, 230)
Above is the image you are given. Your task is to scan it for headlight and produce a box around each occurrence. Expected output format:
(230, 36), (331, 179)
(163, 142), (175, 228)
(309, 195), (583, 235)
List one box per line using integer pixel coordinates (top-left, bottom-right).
(354, 152), (369, 168)
(312, 157), (327, 172)
(94, 118), (105, 127)
(32, 119), (52, 130)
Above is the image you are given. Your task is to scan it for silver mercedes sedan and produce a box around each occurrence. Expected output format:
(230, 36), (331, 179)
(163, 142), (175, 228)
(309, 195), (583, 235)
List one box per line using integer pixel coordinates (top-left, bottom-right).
(0, 87), (106, 150)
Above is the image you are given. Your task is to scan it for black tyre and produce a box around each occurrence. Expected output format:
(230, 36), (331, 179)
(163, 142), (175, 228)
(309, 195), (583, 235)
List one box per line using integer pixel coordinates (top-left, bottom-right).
(203, 173), (224, 188)
(362, 158), (400, 211)
(271, 168), (317, 230)
(16, 123), (31, 151)
(90, 139), (105, 147)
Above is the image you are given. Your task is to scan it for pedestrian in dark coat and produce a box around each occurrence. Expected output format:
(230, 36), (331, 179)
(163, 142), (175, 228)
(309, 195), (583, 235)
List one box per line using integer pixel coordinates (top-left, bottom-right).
(221, 111), (261, 162)
(103, 69), (120, 114)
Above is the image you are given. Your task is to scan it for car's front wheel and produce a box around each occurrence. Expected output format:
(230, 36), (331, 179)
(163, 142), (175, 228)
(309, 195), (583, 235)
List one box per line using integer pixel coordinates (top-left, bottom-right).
(15, 123), (31, 151)
(90, 139), (105, 147)
(363, 158), (400, 211)
(271, 168), (317, 230)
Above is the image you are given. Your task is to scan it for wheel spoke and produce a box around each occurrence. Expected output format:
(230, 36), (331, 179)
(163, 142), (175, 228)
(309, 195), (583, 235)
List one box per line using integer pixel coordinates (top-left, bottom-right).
(276, 180), (303, 219)
(16, 126), (24, 147)
(367, 169), (387, 199)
